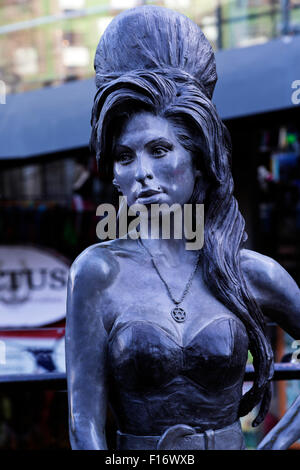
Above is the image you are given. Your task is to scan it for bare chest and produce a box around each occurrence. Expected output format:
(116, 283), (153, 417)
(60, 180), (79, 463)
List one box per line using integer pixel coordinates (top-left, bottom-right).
(101, 254), (239, 345)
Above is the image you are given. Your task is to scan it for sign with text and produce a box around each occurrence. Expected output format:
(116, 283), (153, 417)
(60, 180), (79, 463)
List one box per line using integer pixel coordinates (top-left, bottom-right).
(0, 329), (66, 375)
(0, 246), (69, 327)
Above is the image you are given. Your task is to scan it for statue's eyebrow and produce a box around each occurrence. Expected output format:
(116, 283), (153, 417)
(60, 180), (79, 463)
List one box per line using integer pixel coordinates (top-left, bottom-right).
(113, 138), (174, 155)
(146, 138), (174, 149)
(113, 144), (133, 153)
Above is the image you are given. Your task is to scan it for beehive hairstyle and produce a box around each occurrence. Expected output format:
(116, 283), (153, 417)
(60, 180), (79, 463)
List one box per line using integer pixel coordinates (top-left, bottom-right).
(90, 5), (274, 426)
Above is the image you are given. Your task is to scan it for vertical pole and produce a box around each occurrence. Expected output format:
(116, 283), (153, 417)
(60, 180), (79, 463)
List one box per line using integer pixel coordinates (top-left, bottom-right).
(281, 0), (290, 35)
(216, 3), (223, 50)
(271, 0), (277, 39)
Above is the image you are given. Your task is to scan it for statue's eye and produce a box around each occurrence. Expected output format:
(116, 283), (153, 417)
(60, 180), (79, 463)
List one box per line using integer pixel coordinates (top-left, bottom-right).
(116, 152), (134, 164)
(152, 146), (168, 157)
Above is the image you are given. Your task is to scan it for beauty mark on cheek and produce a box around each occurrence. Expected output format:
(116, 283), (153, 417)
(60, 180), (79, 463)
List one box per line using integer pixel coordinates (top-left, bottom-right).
(173, 168), (187, 177)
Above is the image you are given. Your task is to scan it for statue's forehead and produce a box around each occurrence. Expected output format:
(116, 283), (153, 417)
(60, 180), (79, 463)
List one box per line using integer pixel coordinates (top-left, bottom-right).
(115, 113), (176, 146)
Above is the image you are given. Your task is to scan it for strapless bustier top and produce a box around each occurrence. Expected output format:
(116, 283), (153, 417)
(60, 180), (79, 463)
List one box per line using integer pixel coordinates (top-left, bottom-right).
(107, 317), (249, 392)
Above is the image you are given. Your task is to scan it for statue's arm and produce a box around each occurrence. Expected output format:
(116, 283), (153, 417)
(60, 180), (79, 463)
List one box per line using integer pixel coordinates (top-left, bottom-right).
(65, 245), (112, 450)
(241, 249), (300, 449)
(241, 249), (300, 338)
(257, 395), (300, 450)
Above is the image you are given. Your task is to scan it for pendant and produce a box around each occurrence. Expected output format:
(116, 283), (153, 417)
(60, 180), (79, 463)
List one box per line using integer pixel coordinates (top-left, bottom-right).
(171, 307), (186, 323)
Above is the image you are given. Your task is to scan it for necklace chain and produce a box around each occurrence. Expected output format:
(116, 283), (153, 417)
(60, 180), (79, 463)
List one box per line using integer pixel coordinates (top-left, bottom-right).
(138, 239), (200, 306)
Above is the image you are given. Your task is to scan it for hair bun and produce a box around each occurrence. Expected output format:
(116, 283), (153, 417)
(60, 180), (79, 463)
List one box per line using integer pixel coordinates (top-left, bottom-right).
(94, 5), (217, 100)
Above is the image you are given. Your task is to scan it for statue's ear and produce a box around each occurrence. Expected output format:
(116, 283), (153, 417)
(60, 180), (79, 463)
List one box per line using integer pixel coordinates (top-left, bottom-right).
(112, 178), (121, 191)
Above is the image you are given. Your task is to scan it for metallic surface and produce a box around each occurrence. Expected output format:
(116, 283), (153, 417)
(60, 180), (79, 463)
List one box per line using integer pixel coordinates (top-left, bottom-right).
(116, 421), (246, 450)
(66, 6), (300, 450)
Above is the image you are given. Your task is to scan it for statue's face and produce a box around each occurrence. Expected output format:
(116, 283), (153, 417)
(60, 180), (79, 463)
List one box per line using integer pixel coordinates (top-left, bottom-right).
(113, 112), (198, 207)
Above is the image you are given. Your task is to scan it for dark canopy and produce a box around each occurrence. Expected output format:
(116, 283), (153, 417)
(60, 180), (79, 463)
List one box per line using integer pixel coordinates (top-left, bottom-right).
(1, 34), (300, 160)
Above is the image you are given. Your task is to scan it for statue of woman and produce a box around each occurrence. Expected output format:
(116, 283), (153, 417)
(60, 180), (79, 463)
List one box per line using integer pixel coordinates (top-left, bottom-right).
(65, 6), (300, 450)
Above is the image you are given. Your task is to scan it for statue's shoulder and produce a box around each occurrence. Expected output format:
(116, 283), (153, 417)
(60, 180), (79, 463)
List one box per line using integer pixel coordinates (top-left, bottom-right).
(240, 248), (299, 307)
(69, 238), (137, 288)
(240, 248), (287, 290)
(241, 250), (300, 337)
(69, 241), (119, 287)
(240, 248), (280, 278)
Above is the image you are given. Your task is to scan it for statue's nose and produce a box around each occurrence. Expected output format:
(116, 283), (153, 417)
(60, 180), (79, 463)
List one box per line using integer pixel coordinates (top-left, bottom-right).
(135, 156), (153, 183)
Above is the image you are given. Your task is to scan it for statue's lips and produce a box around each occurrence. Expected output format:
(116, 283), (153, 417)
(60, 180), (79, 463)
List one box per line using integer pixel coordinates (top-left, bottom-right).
(136, 189), (163, 204)
(137, 189), (162, 198)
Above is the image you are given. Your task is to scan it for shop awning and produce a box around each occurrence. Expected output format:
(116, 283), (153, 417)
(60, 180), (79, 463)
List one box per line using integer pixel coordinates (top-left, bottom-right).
(1, 34), (300, 160)
(0, 78), (95, 160)
(213, 34), (300, 120)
